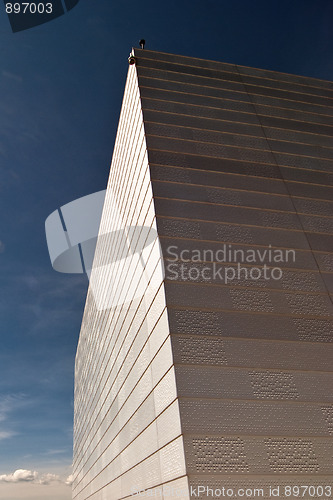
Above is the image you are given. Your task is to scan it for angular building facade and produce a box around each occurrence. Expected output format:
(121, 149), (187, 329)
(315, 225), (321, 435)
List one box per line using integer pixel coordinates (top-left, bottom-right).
(72, 49), (333, 499)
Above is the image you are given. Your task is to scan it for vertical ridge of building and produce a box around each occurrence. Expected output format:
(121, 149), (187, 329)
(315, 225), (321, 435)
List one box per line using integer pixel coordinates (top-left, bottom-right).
(73, 59), (188, 500)
(73, 49), (333, 499)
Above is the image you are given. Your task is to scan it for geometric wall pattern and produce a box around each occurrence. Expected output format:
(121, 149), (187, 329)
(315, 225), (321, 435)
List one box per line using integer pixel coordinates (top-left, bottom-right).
(73, 49), (333, 499)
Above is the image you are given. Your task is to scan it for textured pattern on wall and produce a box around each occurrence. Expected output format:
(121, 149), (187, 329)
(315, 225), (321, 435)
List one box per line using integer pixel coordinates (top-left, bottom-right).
(137, 48), (333, 498)
(74, 49), (333, 499)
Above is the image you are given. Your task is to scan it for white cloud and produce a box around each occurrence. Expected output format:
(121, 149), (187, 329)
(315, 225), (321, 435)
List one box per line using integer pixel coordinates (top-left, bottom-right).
(0, 431), (16, 440)
(0, 470), (70, 486)
(38, 473), (61, 485)
(0, 395), (25, 416)
(0, 394), (26, 442)
(0, 470), (38, 483)
(44, 448), (67, 456)
(65, 474), (74, 486)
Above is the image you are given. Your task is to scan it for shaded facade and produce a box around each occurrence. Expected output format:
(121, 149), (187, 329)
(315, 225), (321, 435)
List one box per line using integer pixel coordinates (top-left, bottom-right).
(73, 49), (333, 499)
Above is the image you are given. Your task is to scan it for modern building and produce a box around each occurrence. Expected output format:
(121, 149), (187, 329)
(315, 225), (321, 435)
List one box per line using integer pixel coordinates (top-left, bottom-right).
(72, 49), (333, 499)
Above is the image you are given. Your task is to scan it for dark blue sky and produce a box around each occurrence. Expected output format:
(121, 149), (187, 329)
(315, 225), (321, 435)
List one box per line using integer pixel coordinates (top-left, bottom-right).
(0, 0), (333, 497)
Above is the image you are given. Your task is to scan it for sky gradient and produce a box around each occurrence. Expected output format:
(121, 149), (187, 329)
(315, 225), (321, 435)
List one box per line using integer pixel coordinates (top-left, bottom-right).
(1, 0), (333, 498)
